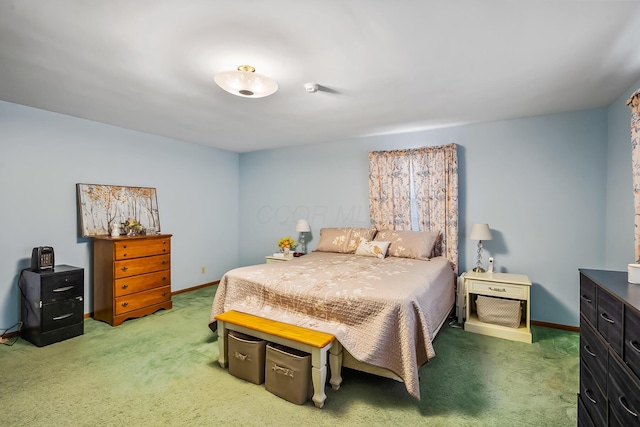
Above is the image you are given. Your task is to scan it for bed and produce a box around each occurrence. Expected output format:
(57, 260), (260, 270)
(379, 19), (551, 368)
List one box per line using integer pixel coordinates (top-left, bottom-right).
(209, 228), (456, 399)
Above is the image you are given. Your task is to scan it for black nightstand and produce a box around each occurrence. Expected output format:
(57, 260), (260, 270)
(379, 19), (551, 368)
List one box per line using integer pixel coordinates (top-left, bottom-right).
(19, 265), (84, 347)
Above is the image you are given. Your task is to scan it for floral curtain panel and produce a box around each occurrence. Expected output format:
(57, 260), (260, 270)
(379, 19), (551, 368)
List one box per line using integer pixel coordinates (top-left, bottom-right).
(627, 88), (640, 262)
(368, 144), (458, 273)
(412, 144), (459, 272)
(368, 149), (413, 230)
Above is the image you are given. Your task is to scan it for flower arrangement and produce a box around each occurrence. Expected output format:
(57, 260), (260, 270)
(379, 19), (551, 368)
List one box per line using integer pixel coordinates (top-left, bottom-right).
(277, 236), (296, 250)
(122, 218), (142, 235)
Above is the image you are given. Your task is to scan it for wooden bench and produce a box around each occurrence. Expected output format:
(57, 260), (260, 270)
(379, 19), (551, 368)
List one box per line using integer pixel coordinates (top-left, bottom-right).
(215, 310), (336, 408)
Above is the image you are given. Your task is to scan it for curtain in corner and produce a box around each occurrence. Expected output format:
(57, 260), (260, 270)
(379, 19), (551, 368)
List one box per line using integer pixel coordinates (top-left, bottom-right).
(368, 149), (412, 230)
(412, 144), (459, 273)
(627, 89), (640, 262)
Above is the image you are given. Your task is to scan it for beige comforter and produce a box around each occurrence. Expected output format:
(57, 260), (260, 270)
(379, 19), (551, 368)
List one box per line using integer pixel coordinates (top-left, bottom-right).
(209, 251), (455, 399)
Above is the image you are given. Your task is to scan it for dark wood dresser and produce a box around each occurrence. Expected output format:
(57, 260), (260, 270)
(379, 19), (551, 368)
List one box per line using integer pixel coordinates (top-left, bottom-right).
(579, 269), (640, 426)
(93, 234), (172, 326)
(19, 264), (84, 346)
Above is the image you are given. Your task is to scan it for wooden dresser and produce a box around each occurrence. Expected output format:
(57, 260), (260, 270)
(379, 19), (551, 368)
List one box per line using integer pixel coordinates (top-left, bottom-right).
(93, 234), (172, 326)
(578, 269), (640, 426)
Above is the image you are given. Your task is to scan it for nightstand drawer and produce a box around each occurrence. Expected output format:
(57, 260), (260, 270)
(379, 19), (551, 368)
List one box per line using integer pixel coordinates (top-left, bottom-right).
(41, 271), (83, 303)
(467, 280), (526, 299)
(42, 298), (84, 332)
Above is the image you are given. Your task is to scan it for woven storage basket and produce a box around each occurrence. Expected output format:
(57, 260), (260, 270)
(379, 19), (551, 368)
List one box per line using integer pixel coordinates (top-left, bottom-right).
(476, 295), (522, 328)
(228, 331), (267, 385)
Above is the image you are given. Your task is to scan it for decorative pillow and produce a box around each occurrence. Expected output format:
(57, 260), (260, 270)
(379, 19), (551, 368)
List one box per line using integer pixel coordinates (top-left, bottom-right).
(355, 239), (390, 259)
(373, 229), (439, 260)
(315, 228), (377, 253)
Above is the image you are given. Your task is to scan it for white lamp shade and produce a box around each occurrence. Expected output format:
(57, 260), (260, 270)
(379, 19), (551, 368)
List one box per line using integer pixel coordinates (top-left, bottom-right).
(214, 66), (278, 98)
(295, 219), (310, 232)
(469, 223), (492, 241)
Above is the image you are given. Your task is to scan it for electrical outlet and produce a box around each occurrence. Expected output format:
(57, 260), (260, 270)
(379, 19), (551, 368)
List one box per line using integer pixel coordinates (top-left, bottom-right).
(201, 266), (205, 274)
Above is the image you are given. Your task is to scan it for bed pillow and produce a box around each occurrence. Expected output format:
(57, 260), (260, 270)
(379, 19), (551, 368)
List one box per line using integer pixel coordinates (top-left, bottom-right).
(355, 239), (390, 259)
(373, 229), (439, 260)
(315, 228), (377, 253)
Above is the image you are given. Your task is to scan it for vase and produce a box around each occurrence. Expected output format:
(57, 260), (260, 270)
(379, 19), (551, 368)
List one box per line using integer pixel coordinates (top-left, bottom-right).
(283, 247), (290, 256)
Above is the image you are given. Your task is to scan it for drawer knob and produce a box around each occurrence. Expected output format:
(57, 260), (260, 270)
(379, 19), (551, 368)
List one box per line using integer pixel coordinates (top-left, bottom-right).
(53, 286), (74, 293)
(583, 345), (596, 358)
(162, 292), (167, 297)
(121, 284), (129, 290)
(163, 241), (166, 244)
(580, 295), (592, 304)
(619, 396), (638, 417)
(163, 249), (166, 252)
(123, 245), (127, 248)
(121, 266), (128, 272)
(630, 340), (640, 354)
(488, 287), (506, 292)
(121, 302), (129, 307)
(600, 312), (615, 324)
(162, 276), (166, 281)
(585, 389), (597, 404)
(161, 261), (166, 265)
(123, 253), (127, 257)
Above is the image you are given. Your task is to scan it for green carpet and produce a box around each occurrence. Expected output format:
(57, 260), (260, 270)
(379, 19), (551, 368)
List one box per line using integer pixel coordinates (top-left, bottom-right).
(0, 286), (578, 426)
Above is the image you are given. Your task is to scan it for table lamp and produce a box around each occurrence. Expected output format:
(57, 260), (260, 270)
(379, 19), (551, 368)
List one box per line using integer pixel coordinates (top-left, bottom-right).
(295, 219), (311, 254)
(469, 223), (492, 272)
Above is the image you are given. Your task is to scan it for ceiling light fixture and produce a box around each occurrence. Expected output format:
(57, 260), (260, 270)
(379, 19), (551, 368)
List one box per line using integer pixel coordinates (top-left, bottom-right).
(214, 65), (278, 98)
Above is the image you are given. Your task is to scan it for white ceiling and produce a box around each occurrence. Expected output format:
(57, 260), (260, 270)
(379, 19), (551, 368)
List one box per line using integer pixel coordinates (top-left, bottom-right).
(1, 0), (640, 153)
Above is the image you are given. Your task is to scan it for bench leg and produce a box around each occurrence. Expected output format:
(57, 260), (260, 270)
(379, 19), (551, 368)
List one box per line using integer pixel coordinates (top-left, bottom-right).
(329, 341), (342, 390)
(311, 345), (331, 408)
(217, 320), (228, 368)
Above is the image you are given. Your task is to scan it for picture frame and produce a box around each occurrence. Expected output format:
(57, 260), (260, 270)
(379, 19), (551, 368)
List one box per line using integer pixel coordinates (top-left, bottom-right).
(76, 183), (161, 237)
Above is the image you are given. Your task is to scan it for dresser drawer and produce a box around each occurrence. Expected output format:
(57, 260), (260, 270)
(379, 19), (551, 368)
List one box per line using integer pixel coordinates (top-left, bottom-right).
(466, 280), (526, 299)
(597, 288), (624, 356)
(115, 270), (171, 297)
(580, 316), (607, 394)
(114, 238), (170, 260)
(579, 360), (606, 427)
(608, 351), (640, 426)
(114, 254), (170, 279)
(577, 394), (595, 427)
(580, 274), (597, 326)
(42, 298), (84, 332)
(624, 307), (640, 380)
(114, 285), (171, 315)
(41, 270), (83, 303)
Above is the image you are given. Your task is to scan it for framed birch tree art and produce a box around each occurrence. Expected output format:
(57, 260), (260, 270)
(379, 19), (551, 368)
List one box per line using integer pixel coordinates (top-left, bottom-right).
(76, 183), (161, 237)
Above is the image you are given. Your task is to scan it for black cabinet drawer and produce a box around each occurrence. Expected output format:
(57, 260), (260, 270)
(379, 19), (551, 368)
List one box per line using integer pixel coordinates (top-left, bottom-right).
(41, 298), (83, 332)
(597, 288), (624, 357)
(625, 307), (640, 380)
(41, 270), (83, 303)
(580, 316), (607, 393)
(579, 360), (607, 427)
(580, 274), (597, 326)
(608, 351), (640, 426)
(577, 394), (595, 427)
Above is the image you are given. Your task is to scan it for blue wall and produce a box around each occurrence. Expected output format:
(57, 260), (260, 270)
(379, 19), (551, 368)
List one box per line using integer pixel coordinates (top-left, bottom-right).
(240, 109), (609, 327)
(3, 80), (639, 330)
(0, 101), (240, 330)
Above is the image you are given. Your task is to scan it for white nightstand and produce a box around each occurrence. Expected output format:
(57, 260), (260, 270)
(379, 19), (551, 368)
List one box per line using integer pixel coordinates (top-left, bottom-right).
(464, 271), (532, 343)
(265, 255), (294, 264)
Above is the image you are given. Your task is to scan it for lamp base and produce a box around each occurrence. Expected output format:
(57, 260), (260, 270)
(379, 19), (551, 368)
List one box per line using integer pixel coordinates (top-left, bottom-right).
(472, 267), (486, 273)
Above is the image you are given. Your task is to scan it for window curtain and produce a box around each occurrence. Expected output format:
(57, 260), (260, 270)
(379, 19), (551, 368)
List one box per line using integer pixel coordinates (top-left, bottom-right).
(412, 144), (459, 272)
(627, 89), (640, 263)
(368, 149), (413, 230)
(368, 144), (458, 273)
